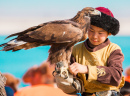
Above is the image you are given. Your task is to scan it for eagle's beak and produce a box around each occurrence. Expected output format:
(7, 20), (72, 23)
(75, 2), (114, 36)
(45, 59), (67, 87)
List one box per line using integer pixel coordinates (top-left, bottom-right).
(90, 9), (101, 16)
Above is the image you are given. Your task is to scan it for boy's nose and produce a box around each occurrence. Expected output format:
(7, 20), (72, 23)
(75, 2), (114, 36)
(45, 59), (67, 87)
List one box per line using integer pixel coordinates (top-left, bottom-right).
(93, 33), (98, 38)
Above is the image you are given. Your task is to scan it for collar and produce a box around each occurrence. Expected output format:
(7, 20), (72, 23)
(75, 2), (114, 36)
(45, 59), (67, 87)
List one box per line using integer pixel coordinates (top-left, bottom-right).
(84, 38), (110, 52)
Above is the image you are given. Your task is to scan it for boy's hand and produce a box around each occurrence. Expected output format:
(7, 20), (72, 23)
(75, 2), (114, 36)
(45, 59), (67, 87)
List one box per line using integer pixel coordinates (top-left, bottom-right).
(69, 62), (88, 76)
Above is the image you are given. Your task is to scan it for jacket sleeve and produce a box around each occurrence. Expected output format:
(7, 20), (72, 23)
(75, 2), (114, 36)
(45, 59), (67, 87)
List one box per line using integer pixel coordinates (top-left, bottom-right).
(96, 49), (124, 86)
(70, 49), (124, 86)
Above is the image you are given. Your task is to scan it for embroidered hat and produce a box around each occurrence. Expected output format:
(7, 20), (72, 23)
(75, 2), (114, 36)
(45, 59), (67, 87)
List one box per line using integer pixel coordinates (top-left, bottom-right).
(91, 7), (119, 35)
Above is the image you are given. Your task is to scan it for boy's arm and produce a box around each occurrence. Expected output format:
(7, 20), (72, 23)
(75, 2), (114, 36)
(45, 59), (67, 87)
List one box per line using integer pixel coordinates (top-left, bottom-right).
(96, 49), (124, 86)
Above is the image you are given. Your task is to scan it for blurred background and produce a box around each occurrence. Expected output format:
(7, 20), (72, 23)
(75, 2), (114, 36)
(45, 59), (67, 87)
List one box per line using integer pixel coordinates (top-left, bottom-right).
(0, 0), (130, 89)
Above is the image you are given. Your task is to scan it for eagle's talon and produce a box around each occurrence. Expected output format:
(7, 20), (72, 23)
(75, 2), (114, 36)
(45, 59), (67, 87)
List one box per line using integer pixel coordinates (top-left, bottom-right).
(56, 62), (64, 68)
(54, 62), (69, 79)
(61, 71), (68, 79)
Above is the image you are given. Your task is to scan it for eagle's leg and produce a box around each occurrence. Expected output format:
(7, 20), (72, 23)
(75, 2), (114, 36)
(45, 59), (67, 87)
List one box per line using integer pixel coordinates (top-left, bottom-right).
(53, 47), (83, 93)
(55, 46), (73, 79)
(50, 44), (75, 80)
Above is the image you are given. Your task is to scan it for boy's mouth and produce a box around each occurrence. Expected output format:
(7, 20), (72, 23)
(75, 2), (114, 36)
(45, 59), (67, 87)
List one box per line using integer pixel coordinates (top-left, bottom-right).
(92, 39), (98, 42)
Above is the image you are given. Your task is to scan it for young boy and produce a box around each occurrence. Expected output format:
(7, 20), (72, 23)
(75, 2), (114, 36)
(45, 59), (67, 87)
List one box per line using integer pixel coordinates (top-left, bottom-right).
(69, 7), (125, 96)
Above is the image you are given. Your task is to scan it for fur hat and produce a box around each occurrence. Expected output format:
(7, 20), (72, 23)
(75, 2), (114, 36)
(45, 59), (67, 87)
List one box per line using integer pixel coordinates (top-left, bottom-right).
(91, 7), (119, 35)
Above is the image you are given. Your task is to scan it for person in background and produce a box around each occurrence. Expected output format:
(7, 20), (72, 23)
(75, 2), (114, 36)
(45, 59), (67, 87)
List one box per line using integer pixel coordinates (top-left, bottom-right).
(22, 62), (55, 86)
(3, 73), (20, 96)
(15, 61), (76, 96)
(69, 7), (124, 96)
(125, 67), (130, 83)
(0, 72), (7, 96)
(22, 65), (38, 85)
(5, 86), (14, 96)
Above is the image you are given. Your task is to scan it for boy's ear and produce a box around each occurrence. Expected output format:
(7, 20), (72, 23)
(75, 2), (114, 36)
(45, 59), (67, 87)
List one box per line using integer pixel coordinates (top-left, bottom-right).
(108, 33), (111, 36)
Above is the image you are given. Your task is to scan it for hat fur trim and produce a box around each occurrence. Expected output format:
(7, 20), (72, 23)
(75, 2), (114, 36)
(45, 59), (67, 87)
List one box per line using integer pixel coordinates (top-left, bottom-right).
(91, 12), (119, 35)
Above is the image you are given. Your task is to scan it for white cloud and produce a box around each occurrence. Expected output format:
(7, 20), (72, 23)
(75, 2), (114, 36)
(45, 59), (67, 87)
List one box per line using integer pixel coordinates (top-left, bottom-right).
(118, 17), (130, 35)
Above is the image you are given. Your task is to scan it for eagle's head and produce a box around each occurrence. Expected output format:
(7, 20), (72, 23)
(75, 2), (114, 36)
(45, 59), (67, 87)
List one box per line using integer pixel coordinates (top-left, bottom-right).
(72, 7), (101, 24)
(70, 7), (101, 41)
(81, 7), (101, 17)
(78, 7), (101, 41)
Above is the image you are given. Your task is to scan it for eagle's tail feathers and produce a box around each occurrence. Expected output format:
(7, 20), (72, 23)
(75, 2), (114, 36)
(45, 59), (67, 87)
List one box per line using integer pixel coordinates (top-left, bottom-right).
(0, 39), (27, 51)
(0, 43), (7, 47)
(5, 33), (19, 40)
(1, 45), (17, 51)
(11, 42), (46, 51)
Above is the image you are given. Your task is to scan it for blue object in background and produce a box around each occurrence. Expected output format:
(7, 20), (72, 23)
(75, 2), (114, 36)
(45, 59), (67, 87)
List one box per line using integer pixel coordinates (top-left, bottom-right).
(5, 86), (14, 96)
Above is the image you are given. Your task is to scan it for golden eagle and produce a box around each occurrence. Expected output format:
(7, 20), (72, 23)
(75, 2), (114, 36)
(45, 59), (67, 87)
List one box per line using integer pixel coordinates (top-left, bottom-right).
(0, 7), (100, 75)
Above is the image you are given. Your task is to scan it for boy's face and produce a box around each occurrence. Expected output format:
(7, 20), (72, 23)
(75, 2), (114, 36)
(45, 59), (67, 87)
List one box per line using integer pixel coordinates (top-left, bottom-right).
(88, 25), (109, 45)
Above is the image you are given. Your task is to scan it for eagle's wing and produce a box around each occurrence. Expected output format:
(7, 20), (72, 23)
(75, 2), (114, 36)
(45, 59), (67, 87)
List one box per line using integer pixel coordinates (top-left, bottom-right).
(17, 20), (83, 44)
(0, 20), (83, 51)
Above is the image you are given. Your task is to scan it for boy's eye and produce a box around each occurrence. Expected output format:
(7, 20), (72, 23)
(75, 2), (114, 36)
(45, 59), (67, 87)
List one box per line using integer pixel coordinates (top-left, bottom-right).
(99, 33), (103, 34)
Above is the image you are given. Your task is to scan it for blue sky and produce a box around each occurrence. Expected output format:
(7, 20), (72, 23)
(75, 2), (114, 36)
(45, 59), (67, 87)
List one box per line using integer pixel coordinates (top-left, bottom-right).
(0, 0), (130, 35)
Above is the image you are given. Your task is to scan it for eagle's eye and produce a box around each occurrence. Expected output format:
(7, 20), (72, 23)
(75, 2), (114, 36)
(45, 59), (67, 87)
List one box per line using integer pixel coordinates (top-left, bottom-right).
(90, 9), (94, 11)
(89, 9), (94, 13)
